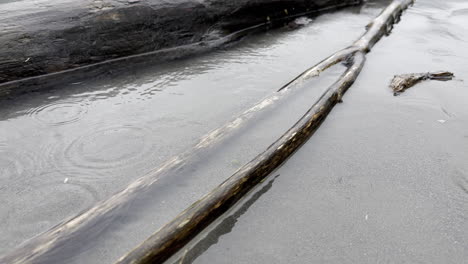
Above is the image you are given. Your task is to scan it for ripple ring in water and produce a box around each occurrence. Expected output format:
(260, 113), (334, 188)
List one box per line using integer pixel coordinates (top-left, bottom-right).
(64, 125), (152, 171)
(26, 99), (88, 126)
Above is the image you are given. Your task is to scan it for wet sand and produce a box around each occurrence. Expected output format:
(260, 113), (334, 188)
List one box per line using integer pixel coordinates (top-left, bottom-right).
(1, 0), (467, 263)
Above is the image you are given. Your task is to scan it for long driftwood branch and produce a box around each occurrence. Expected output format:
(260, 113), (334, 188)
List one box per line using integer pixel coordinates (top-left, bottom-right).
(114, 1), (414, 264)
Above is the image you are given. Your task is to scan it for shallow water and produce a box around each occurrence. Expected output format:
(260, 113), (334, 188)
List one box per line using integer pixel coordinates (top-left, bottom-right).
(1, 0), (467, 263)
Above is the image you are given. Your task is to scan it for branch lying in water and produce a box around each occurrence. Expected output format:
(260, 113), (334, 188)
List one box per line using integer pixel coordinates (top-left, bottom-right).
(115, 1), (414, 264)
(390, 71), (455, 96)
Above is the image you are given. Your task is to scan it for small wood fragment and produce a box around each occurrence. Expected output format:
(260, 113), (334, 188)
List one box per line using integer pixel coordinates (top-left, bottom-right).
(390, 71), (454, 96)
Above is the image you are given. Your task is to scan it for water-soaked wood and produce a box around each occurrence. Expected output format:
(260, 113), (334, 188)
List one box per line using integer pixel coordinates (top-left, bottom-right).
(0, 0), (361, 94)
(0, 23), (261, 98)
(115, 1), (414, 264)
(390, 71), (454, 95)
(0, 0), (360, 99)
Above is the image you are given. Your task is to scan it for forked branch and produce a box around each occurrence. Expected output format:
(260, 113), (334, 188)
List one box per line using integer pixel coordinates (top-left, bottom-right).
(115, 1), (414, 264)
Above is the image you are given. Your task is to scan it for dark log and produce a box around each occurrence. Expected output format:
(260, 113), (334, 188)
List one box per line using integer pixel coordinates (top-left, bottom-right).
(0, 0), (361, 92)
(115, 1), (414, 264)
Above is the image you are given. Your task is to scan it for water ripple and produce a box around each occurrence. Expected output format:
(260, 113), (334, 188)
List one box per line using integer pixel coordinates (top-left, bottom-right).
(63, 125), (152, 171)
(26, 99), (88, 126)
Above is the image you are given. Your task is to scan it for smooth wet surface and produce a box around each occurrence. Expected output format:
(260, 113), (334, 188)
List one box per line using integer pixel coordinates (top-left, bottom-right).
(1, 0), (467, 263)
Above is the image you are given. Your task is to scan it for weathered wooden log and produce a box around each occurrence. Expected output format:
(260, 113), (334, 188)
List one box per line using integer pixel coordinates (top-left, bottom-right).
(0, 0), (361, 94)
(390, 71), (454, 95)
(114, 1), (414, 264)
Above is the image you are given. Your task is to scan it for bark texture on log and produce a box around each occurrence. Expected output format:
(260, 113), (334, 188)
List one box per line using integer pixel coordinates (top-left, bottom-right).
(0, 0), (360, 86)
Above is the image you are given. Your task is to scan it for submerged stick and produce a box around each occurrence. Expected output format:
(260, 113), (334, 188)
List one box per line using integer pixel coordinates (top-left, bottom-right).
(116, 1), (414, 264)
(390, 71), (454, 95)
